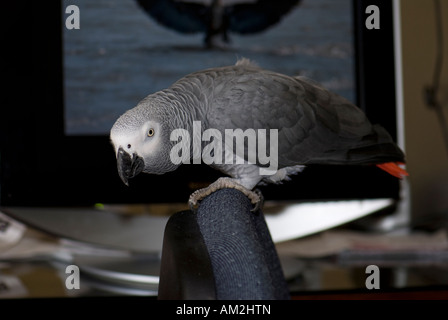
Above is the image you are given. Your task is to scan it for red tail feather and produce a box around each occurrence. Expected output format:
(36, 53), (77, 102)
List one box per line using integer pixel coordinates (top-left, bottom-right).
(376, 162), (409, 179)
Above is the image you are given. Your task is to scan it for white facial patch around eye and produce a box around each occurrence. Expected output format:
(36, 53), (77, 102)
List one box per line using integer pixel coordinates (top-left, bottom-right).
(141, 122), (161, 156)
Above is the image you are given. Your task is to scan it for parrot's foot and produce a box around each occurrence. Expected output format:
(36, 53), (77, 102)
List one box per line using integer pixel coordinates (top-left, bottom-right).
(189, 177), (264, 212)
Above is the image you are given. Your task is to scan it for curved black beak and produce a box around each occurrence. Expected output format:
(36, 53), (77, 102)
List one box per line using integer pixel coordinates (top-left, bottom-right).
(116, 147), (145, 186)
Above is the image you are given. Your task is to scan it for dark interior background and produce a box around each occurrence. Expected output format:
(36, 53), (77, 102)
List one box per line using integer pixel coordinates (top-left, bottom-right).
(1, 0), (400, 207)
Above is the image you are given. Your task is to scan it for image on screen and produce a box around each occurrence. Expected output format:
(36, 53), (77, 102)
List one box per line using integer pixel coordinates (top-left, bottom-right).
(63, 0), (355, 135)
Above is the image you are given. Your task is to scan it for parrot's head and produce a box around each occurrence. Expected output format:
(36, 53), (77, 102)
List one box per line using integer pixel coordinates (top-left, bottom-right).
(110, 101), (180, 186)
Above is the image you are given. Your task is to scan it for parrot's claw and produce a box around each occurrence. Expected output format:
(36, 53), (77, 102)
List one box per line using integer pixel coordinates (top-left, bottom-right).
(188, 177), (264, 212)
(250, 189), (264, 212)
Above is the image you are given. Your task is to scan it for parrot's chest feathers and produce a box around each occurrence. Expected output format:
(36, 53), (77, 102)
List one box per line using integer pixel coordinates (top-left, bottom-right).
(209, 144), (305, 190)
(210, 161), (263, 190)
(261, 165), (306, 185)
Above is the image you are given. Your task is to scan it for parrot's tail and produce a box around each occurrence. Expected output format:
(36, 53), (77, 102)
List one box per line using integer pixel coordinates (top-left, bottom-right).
(376, 162), (409, 179)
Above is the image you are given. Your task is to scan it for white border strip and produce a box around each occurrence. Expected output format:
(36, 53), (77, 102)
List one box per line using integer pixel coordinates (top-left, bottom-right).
(393, 0), (406, 152)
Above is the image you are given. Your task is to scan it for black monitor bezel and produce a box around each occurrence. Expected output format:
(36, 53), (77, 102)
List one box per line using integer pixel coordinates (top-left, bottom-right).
(1, 0), (400, 207)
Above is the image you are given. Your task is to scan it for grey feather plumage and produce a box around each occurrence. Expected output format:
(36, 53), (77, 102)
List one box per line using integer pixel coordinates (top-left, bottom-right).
(168, 59), (403, 163)
(110, 59), (405, 190)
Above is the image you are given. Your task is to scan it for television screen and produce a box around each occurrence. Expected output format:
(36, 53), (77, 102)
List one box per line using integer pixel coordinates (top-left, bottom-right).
(63, 0), (356, 136)
(1, 0), (400, 207)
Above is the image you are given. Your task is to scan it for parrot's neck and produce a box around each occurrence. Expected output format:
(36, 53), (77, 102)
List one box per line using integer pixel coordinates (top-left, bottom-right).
(161, 81), (210, 134)
(154, 80), (212, 164)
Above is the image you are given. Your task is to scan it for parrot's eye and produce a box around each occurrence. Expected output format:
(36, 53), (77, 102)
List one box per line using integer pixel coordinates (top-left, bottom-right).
(147, 128), (155, 137)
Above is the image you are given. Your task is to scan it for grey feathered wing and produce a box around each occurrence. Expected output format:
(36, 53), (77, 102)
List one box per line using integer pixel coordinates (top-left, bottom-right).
(203, 65), (405, 169)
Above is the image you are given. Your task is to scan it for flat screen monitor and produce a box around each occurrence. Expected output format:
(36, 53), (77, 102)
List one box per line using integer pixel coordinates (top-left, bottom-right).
(1, 0), (400, 207)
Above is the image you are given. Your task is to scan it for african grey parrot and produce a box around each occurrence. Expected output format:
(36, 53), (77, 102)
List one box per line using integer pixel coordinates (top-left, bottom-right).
(110, 59), (408, 209)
